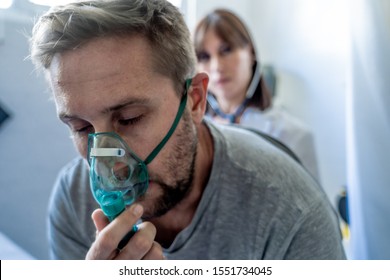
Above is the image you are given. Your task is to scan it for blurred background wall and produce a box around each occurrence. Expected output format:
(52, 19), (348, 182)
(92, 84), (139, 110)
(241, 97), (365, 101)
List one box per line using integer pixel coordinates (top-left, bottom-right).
(0, 0), (78, 259)
(347, 0), (390, 259)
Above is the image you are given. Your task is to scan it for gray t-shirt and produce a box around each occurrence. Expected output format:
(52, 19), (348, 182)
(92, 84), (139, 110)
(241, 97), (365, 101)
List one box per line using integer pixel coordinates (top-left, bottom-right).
(48, 121), (346, 259)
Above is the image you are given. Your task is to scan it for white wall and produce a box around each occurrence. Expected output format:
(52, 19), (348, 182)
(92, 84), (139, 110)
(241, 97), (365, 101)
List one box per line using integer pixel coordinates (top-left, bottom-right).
(347, 0), (390, 259)
(0, 3), (78, 259)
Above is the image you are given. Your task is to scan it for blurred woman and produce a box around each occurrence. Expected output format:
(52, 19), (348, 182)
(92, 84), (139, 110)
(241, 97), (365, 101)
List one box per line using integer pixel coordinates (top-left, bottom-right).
(194, 9), (320, 180)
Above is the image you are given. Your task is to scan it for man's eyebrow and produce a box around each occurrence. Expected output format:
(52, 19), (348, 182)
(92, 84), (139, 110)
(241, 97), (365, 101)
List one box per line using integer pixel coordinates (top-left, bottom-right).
(105, 97), (150, 113)
(58, 97), (151, 122)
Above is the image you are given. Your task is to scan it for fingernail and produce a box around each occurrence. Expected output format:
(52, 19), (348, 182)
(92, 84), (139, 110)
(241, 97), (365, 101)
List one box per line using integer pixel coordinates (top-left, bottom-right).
(133, 204), (143, 215)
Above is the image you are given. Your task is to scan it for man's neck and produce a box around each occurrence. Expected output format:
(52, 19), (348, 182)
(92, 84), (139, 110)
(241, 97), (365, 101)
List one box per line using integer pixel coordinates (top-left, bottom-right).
(149, 122), (214, 248)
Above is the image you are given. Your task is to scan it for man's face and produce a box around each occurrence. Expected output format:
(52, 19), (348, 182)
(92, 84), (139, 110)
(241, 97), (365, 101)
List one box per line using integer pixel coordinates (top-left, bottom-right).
(48, 35), (198, 218)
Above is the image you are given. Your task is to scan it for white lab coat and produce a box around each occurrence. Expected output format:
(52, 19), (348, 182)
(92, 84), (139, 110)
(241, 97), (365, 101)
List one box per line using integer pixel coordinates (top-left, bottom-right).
(240, 106), (320, 182)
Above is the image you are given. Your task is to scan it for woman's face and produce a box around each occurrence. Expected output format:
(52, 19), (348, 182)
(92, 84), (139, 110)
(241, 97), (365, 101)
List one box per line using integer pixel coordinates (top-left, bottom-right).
(197, 29), (254, 111)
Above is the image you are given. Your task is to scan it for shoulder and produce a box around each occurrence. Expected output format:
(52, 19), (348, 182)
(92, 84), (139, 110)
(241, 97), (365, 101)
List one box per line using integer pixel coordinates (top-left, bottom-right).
(48, 157), (96, 259)
(206, 119), (273, 151)
(206, 119), (325, 213)
(52, 157), (90, 197)
(209, 120), (299, 166)
(205, 120), (314, 194)
(58, 156), (89, 178)
(49, 156), (96, 218)
(206, 120), (287, 173)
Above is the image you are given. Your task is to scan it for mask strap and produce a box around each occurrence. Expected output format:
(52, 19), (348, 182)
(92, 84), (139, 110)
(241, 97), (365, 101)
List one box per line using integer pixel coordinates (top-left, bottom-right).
(143, 79), (192, 165)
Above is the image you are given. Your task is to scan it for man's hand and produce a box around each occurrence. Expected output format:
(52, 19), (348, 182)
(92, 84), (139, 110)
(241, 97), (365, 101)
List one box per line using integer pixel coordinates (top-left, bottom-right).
(86, 204), (164, 260)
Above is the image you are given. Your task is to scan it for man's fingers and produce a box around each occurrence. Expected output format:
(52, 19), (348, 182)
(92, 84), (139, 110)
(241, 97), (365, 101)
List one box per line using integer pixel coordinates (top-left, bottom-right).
(91, 209), (109, 233)
(142, 242), (165, 260)
(115, 221), (159, 260)
(86, 204), (144, 259)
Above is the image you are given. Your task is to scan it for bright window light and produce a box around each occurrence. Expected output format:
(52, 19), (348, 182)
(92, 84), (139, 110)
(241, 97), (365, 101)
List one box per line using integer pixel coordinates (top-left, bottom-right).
(0, 0), (13, 9)
(168, 0), (182, 8)
(294, 0), (349, 56)
(30, 0), (182, 7)
(29, 0), (75, 5)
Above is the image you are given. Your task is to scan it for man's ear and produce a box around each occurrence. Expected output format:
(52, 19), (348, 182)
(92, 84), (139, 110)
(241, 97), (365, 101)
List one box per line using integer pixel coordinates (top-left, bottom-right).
(187, 72), (209, 125)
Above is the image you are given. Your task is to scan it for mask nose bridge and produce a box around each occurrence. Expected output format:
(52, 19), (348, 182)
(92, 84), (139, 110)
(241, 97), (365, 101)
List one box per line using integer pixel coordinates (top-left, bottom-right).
(89, 121), (128, 150)
(95, 133), (116, 148)
(88, 132), (124, 166)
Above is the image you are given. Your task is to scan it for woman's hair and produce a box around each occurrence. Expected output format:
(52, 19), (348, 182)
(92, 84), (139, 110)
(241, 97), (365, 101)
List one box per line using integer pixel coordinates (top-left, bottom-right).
(30, 0), (196, 94)
(194, 9), (271, 111)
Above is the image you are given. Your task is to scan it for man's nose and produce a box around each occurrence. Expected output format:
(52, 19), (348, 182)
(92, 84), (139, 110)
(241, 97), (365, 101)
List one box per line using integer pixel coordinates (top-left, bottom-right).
(92, 121), (115, 134)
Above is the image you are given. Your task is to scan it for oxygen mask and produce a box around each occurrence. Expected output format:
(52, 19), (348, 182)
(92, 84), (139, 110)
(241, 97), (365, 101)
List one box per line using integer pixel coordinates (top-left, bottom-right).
(88, 132), (148, 220)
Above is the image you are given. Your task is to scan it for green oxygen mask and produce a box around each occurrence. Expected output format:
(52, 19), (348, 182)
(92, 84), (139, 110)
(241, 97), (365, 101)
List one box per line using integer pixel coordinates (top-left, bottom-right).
(87, 79), (191, 221)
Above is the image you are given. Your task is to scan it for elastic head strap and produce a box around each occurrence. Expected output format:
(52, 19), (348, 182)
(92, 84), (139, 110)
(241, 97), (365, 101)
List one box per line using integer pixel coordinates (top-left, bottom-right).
(144, 79), (192, 165)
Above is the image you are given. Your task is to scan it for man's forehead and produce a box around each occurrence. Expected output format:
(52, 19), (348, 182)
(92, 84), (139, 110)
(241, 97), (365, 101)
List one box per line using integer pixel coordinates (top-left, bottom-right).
(49, 35), (155, 86)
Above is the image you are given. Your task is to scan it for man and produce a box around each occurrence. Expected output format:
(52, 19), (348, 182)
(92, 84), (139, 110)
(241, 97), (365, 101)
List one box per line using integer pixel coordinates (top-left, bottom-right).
(30, 0), (346, 260)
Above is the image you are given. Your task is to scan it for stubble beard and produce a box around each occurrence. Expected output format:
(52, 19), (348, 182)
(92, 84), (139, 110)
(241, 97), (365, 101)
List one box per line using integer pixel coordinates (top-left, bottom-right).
(140, 110), (198, 219)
